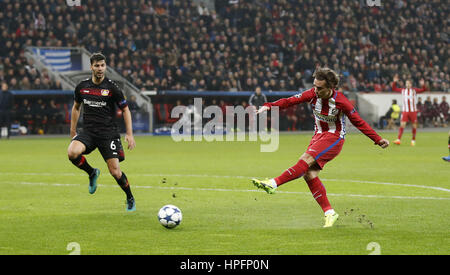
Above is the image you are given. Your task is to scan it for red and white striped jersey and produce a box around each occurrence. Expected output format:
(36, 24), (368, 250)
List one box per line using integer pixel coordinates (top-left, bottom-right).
(392, 82), (427, 112)
(264, 87), (382, 143)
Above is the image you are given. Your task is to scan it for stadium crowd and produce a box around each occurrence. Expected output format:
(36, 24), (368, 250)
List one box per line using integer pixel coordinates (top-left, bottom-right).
(0, 0), (448, 134)
(379, 95), (449, 129)
(0, 0), (448, 93)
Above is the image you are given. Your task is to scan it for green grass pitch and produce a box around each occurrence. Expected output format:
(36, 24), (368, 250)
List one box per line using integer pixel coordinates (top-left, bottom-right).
(0, 130), (449, 255)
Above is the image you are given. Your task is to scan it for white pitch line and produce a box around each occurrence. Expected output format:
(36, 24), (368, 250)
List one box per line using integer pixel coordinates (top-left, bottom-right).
(135, 174), (450, 193)
(321, 178), (450, 193)
(1, 181), (449, 201)
(1, 172), (448, 193)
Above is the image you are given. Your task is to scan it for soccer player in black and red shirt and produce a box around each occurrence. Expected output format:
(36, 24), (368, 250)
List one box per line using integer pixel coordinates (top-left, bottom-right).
(67, 53), (137, 211)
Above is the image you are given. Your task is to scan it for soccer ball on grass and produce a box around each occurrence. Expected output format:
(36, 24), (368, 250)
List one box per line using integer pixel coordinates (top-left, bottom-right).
(158, 205), (182, 229)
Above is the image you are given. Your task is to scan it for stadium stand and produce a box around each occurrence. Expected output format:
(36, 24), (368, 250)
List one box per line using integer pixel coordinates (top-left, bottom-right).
(0, 0), (448, 134)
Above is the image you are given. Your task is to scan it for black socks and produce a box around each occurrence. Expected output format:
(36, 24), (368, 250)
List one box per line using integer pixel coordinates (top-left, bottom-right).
(115, 172), (133, 199)
(70, 155), (94, 176)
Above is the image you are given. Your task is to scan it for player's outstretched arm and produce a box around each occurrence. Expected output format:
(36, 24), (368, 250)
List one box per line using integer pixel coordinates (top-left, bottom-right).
(256, 88), (316, 114)
(391, 74), (403, 92)
(415, 79), (427, 93)
(338, 94), (388, 147)
(122, 106), (136, 150)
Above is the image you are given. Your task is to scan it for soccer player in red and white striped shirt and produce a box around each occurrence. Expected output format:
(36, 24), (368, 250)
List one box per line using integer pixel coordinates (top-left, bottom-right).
(252, 68), (389, 228)
(391, 75), (427, 146)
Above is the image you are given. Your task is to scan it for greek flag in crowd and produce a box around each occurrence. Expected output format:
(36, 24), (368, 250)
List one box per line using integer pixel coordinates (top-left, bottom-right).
(33, 48), (72, 72)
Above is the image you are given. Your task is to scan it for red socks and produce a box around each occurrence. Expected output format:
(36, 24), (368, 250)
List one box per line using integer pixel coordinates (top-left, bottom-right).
(397, 127), (404, 139)
(306, 177), (332, 213)
(274, 159), (309, 186)
(397, 127), (417, 141)
(273, 160), (333, 214)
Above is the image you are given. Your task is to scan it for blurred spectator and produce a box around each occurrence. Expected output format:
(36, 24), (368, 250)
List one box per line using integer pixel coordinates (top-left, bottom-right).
(18, 98), (34, 132)
(295, 103), (314, 130)
(432, 98), (440, 127)
(127, 95), (141, 112)
(249, 86), (267, 110)
(423, 96), (433, 127)
(9, 77), (20, 90)
(293, 72), (305, 90)
(33, 98), (47, 134)
(378, 99), (400, 129)
(285, 105), (299, 131)
(439, 96), (449, 126)
(417, 97), (425, 127)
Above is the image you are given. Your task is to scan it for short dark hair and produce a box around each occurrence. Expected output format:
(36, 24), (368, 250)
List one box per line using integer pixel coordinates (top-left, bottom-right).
(313, 67), (340, 89)
(90, 52), (106, 65)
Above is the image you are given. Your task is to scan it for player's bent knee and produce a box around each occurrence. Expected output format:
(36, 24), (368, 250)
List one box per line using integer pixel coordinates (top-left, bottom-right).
(107, 165), (121, 179)
(106, 158), (122, 178)
(299, 153), (315, 166)
(67, 149), (81, 160)
(110, 169), (122, 179)
(68, 141), (85, 160)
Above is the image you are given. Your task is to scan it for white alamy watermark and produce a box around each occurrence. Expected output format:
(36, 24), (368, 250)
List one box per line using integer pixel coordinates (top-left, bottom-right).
(366, 242), (381, 255)
(67, 242), (81, 255)
(366, 0), (381, 6)
(170, 98), (279, 152)
(66, 0), (82, 7)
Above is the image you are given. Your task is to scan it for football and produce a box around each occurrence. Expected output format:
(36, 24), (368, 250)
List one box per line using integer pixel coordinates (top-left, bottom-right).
(158, 205), (182, 229)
